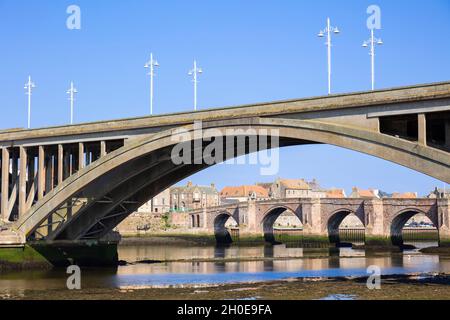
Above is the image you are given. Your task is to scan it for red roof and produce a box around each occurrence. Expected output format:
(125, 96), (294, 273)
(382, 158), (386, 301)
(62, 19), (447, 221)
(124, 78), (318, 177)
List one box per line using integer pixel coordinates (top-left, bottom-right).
(220, 185), (269, 198)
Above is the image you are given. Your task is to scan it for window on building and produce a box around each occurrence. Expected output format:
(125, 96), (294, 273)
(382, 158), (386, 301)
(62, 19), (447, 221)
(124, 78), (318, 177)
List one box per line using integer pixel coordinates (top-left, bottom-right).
(193, 192), (200, 202)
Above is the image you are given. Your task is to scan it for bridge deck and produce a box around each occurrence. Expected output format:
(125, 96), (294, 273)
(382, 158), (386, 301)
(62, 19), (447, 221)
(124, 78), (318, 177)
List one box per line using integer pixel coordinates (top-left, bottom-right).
(0, 81), (449, 143)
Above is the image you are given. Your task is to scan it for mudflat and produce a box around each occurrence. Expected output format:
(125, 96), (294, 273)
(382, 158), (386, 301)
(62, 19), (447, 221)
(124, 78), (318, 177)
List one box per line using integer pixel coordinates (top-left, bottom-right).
(7, 273), (450, 300)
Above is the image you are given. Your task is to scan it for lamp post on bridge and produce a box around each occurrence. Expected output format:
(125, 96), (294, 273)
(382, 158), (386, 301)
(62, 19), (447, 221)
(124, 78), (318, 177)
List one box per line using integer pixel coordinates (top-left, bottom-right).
(188, 60), (202, 111)
(317, 17), (340, 95)
(362, 29), (383, 91)
(144, 53), (159, 115)
(24, 76), (36, 129)
(66, 81), (78, 125)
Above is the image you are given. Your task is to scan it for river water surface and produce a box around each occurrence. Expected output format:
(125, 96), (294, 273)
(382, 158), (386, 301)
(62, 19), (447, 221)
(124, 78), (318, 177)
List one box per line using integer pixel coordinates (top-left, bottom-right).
(1, 242), (449, 297)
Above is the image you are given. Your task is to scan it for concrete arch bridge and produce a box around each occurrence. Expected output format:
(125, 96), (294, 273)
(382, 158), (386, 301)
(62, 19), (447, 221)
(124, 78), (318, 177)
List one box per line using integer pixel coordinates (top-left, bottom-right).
(0, 82), (448, 265)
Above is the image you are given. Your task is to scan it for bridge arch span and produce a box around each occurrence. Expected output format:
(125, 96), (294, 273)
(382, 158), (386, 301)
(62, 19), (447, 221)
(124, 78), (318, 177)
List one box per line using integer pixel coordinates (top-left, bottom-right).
(261, 206), (302, 243)
(327, 209), (365, 244)
(390, 208), (438, 246)
(15, 117), (449, 242)
(214, 212), (239, 244)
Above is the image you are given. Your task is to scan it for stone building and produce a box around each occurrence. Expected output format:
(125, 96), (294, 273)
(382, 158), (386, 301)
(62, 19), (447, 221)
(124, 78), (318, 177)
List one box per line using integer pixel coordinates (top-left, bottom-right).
(391, 192), (417, 199)
(264, 178), (327, 199)
(428, 187), (450, 199)
(220, 185), (270, 203)
(326, 189), (347, 198)
(137, 188), (171, 213)
(170, 181), (220, 212)
(349, 187), (380, 198)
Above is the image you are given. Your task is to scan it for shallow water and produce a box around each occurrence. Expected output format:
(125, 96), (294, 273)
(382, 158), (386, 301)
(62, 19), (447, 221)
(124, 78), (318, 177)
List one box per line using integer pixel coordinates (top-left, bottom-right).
(0, 242), (449, 295)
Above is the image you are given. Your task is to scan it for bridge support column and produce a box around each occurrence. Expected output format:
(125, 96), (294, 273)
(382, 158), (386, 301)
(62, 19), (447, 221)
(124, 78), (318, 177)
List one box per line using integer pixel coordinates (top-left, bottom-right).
(57, 144), (63, 184)
(78, 142), (84, 170)
(244, 200), (261, 233)
(100, 141), (107, 157)
(18, 147), (27, 217)
(1, 148), (9, 222)
(446, 120), (450, 150)
(364, 199), (390, 246)
(438, 199), (450, 247)
(38, 146), (45, 200)
(301, 199), (325, 241)
(418, 113), (427, 146)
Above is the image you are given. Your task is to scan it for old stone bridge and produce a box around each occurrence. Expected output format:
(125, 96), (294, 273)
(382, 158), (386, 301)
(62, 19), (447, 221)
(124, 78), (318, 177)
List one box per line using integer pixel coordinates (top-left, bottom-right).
(186, 197), (450, 246)
(0, 82), (449, 251)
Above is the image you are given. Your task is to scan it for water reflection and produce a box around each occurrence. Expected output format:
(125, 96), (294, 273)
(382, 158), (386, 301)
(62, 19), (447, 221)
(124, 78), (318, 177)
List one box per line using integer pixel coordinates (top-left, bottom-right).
(0, 243), (449, 293)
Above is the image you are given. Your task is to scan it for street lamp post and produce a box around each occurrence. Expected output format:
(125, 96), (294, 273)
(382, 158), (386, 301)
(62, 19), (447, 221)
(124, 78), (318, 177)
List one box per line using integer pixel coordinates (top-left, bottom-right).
(362, 29), (383, 91)
(318, 17), (340, 95)
(24, 76), (36, 129)
(67, 81), (78, 124)
(188, 60), (202, 111)
(144, 53), (159, 115)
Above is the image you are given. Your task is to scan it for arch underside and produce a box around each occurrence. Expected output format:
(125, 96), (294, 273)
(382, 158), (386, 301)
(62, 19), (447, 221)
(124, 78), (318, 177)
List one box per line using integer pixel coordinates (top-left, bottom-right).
(15, 118), (450, 242)
(390, 210), (438, 245)
(262, 207), (301, 243)
(327, 210), (364, 244)
(214, 213), (237, 244)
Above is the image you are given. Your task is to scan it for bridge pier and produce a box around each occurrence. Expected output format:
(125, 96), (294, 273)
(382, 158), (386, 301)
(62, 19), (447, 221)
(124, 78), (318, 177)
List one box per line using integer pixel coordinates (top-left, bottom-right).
(438, 199), (450, 247)
(364, 199), (391, 246)
(301, 199), (328, 243)
(0, 231), (120, 269)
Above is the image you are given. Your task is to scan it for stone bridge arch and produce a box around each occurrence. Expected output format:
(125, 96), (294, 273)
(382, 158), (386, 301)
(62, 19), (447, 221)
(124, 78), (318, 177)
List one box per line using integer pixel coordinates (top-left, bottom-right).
(14, 117), (450, 242)
(260, 205), (302, 243)
(326, 208), (365, 244)
(213, 212), (239, 244)
(389, 207), (438, 246)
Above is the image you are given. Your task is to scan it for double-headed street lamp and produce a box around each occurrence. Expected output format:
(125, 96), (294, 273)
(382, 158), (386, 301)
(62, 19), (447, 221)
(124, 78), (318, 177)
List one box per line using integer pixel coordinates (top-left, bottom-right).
(318, 17), (340, 95)
(188, 60), (202, 111)
(67, 81), (78, 124)
(144, 53), (159, 115)
(362, 29), (383, 91)
(24, 76), (36, 129)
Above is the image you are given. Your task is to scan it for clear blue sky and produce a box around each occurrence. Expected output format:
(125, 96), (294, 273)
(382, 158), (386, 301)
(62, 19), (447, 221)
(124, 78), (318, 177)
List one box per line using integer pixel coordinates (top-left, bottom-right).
(0, 0), (449, 195)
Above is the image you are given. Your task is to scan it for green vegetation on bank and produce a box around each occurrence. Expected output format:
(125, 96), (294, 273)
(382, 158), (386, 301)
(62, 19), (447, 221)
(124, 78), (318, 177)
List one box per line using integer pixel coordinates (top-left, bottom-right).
(0, 245), (51, 271)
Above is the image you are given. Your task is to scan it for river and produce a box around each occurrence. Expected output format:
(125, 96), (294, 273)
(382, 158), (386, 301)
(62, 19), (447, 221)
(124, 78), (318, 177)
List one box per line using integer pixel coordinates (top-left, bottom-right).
(1, 241), (450, 299)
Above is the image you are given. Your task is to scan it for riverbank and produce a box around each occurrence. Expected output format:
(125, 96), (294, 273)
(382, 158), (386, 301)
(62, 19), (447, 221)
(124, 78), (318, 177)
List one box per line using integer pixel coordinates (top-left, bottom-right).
(119, 234), (329, 246)
(6, 273), (450, 300)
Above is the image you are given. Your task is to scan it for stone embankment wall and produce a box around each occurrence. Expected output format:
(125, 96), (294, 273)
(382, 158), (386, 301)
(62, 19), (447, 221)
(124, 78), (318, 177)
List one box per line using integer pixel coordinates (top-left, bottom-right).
(116, 211), (196, 236)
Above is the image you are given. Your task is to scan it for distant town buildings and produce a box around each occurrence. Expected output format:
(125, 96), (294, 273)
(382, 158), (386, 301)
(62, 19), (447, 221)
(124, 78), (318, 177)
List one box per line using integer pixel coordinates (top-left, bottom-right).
(118, 178), (439, 234)
(129, 178), (438, 217)
(326, 189), (347, 198)
(391, 192), (417, 199)
(258, 178), (327, 199)
(349, 187), (380, 198)
(220, 185), (269, 203)
(137, 188), (170, 214)
(428, 187), (450, 199)
(170, 181), (219, 212)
